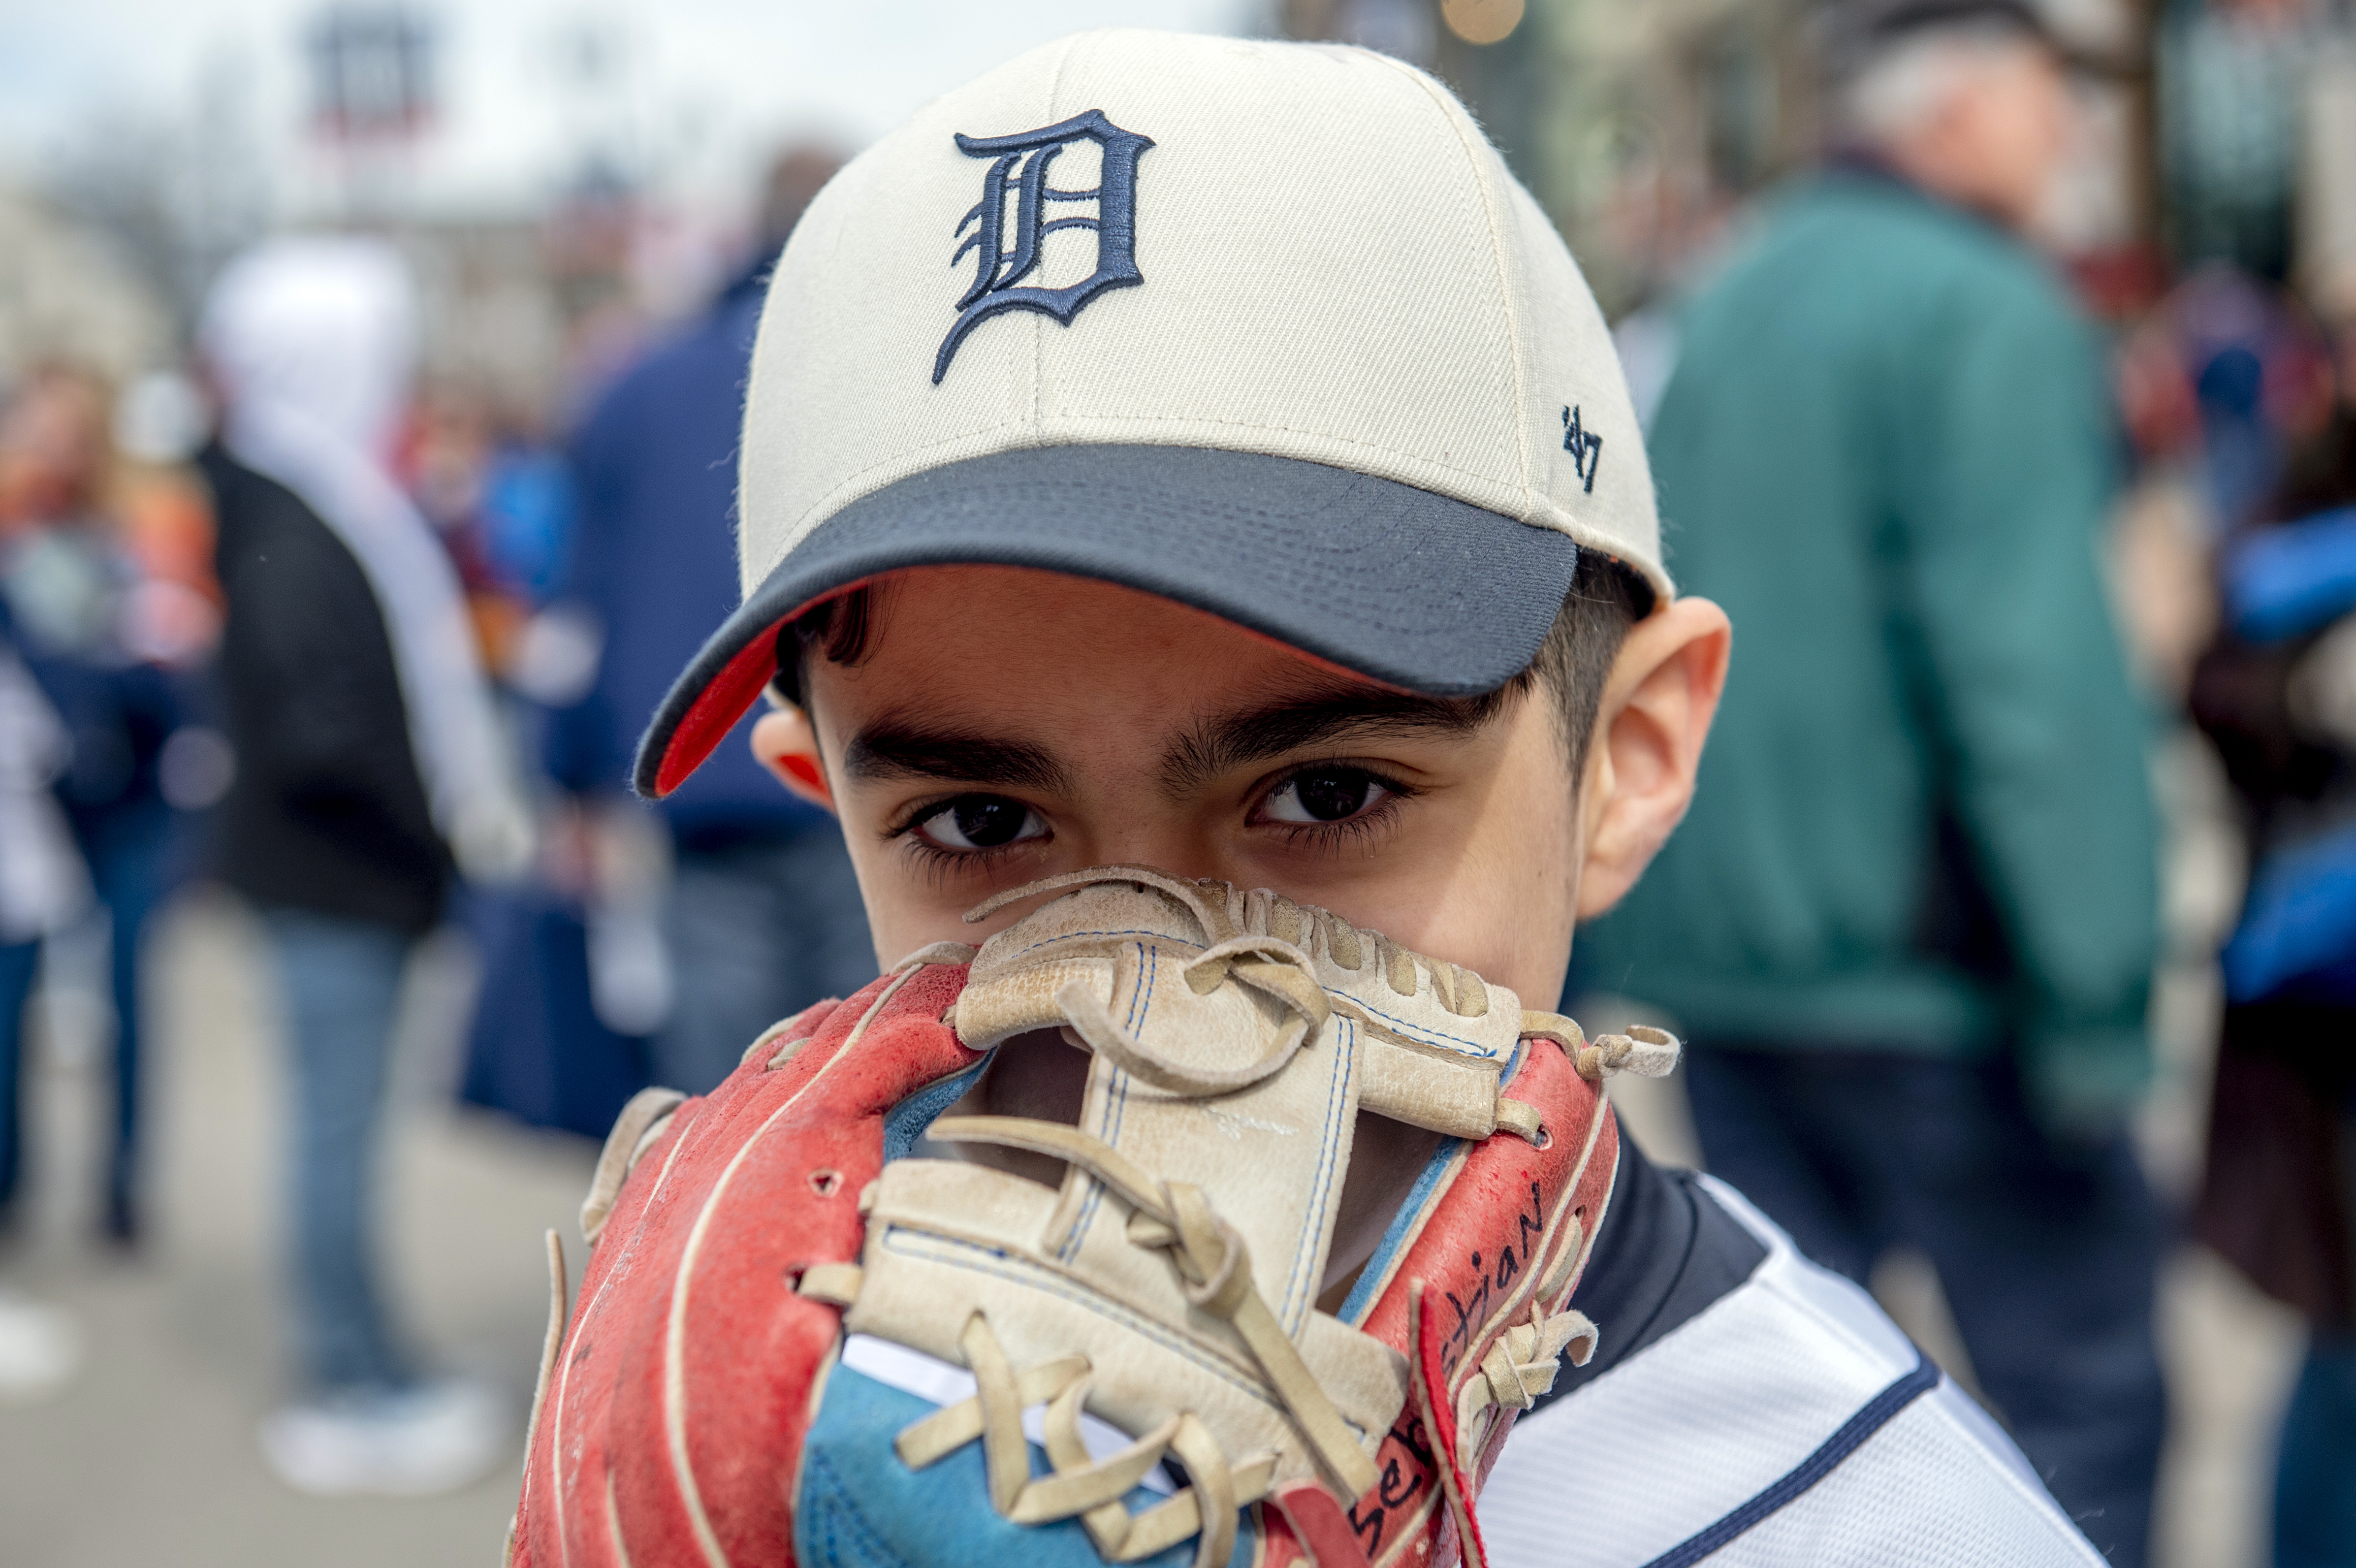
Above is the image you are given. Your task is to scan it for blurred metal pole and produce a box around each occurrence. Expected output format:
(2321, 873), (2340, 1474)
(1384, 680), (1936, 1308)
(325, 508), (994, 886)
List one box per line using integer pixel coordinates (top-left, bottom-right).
(2115, 0), (2165, 267)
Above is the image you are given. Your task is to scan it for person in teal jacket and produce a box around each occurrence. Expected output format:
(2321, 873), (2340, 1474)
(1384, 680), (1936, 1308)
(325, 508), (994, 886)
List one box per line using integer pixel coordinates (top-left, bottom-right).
(1577, 3), (2166, 1562)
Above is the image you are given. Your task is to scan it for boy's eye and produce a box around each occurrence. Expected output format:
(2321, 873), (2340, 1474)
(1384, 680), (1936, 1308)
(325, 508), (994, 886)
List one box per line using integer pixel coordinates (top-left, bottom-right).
(915, 795), (1047, 852)
(1262, 768), (1394, 825)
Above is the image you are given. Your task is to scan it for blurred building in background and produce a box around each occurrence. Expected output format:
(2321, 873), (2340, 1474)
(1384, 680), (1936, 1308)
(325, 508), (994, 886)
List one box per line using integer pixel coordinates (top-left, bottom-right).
(0, 189), (175, 388)
(10, 0), (2324, 378)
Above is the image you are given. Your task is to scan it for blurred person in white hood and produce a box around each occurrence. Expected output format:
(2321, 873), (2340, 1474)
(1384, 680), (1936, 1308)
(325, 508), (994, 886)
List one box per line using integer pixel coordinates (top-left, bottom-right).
(198, 235), (527, 1497)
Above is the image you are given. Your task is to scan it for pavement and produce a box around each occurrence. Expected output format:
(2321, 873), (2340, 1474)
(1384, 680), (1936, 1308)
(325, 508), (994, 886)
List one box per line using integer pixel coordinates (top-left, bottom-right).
(0, 871), (2315, 1568)
(0, 891), (592, 1566)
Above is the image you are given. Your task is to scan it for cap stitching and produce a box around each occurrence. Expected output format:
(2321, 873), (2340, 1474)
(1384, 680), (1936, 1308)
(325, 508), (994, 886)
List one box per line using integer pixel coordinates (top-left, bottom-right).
(1361, 49), (1536, 520)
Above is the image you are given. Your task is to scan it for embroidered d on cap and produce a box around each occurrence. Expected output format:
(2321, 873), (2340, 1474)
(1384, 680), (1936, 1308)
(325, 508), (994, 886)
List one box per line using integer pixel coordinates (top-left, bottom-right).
(635, 28), (1668, 799)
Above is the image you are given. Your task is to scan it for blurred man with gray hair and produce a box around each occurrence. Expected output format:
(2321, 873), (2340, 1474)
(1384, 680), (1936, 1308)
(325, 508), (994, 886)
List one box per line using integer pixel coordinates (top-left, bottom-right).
(1580, 3), (2166, 1561)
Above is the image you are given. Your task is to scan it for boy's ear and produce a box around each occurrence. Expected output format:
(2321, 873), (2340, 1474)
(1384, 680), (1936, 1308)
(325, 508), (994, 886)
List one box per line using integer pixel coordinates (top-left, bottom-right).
(1576, 597), (1732, 920)
(750, 703), (837, 814)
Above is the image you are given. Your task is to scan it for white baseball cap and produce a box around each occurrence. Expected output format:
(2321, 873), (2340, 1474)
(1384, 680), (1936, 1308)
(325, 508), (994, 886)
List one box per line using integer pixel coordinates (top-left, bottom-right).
(637, 28), (1666, 798)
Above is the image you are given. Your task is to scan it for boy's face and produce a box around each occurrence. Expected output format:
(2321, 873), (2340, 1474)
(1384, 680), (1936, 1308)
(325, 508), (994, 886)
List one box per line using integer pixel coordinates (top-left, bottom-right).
(756, 564), (1729, 1010)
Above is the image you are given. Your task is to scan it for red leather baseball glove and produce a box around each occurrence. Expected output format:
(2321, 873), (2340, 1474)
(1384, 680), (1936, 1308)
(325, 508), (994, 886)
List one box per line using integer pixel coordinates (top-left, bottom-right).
(509, 866), (1671, 1568)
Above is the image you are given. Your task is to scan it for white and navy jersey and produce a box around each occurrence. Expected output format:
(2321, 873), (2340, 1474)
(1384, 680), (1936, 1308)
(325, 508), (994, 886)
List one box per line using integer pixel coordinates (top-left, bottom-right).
(1479, 1157), (2102, 1567)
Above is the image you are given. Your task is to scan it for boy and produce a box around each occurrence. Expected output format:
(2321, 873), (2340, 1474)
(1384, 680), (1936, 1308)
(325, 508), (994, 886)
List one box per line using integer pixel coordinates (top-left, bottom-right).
(513, 31), (2102, 1567)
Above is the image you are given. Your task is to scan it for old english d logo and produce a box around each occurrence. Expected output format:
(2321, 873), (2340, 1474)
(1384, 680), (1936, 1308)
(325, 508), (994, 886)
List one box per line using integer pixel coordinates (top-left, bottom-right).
(933, 109), (1154, 384)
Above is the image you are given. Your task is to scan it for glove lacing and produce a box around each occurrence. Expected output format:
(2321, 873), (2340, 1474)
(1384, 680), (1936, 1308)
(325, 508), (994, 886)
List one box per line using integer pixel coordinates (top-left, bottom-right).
(906, 1116), (1380, 1568)
(875, 868), (1643, 1566)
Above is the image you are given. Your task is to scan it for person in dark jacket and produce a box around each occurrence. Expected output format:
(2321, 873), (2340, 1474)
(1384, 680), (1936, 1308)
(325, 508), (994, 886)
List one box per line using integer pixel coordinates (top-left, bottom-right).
(1576, 4), (2165, 1561)
(0, 364), (200, 1245)
(2188, 306), (2356, 1568)
(545, 144), (874, 1094)
(201, 237), (526, 1497)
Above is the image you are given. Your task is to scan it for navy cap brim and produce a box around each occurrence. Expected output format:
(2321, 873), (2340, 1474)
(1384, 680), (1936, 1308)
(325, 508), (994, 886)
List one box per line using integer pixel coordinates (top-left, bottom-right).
(634, 444), (1578, 798)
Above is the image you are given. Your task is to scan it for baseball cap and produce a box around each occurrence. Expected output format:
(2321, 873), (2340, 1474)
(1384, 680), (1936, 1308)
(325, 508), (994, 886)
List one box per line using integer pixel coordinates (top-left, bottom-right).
(635, 28), (1667, 799)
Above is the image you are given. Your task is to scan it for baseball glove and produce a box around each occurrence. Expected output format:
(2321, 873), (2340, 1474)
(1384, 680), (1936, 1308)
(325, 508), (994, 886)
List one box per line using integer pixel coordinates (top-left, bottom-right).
(508, 865), (1676, 1568)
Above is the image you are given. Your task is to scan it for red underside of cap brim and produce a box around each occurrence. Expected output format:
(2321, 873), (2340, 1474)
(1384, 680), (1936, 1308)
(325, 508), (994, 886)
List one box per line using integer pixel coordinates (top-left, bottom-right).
(653, 618), (787, 798)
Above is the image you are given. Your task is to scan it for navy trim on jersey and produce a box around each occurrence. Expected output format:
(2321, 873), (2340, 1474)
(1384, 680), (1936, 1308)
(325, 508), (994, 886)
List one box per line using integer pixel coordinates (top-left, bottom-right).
(1536, 1142), (1769, 1406)
(1637, 1351), (1942, 1568)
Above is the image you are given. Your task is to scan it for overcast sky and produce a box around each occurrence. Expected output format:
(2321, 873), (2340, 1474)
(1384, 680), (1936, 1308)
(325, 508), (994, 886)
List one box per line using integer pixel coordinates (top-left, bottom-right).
(0, 0), (1263, 217)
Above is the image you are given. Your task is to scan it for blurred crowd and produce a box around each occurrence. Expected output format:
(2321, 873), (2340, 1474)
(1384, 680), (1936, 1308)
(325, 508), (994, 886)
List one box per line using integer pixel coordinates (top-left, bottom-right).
(0, 137), (875, 1492)
(0, 0), (2354, 1564)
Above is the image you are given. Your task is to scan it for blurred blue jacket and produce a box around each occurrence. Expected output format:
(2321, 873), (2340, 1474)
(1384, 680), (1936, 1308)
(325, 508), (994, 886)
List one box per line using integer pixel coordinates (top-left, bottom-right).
(546, 268), (829, 847)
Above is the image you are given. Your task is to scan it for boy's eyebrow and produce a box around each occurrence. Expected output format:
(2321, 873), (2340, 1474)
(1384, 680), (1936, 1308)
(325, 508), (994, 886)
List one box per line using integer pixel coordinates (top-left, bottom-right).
(841, 721), (1073, 793)
(1160, 685), (1508, 795)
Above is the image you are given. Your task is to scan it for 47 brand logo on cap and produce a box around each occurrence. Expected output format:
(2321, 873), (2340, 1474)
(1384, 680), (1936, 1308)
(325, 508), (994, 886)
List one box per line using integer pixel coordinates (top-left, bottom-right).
(1561, 405), (1604, 494)
(933, 109), (1154, 384)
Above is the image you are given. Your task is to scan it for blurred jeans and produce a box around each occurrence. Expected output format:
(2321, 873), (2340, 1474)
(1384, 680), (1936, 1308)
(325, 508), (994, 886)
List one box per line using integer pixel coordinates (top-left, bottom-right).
(1684, 1047), (2166, 1568)
(81, 801), (174, 1240)
(2276, 1334), (2356, 1568)
(0, 940), (38, 1220)
(264, 907), (413, 1393)
(0, 810), (167, 1241)
(654, 828), (875, 1095)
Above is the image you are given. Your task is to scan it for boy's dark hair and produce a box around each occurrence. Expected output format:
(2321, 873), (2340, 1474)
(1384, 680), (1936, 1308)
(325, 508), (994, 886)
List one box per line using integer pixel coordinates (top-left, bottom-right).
(1522, 549), (1654, 773)
(778, 551), (1651, 779)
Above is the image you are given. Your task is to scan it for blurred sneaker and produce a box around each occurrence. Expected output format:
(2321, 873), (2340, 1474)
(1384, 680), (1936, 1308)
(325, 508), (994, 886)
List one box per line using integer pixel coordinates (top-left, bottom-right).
(0, 1287), (82, 1403)
(258, 1376), (509, 1496)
